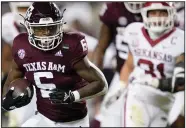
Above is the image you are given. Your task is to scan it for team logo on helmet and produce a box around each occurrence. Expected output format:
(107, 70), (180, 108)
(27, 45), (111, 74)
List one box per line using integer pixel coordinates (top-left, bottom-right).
(18, 49), (26, 59)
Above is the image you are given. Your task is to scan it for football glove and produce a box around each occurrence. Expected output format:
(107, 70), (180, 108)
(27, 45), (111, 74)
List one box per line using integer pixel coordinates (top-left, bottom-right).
(49, 89), (75, 104)
(2, 87), (31, 111)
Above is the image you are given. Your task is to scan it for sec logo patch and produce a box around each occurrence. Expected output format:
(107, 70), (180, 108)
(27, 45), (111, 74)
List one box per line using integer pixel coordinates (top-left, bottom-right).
(18, 49), (26, 59)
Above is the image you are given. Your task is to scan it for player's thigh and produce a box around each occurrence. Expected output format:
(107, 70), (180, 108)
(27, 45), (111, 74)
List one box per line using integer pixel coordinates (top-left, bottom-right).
(8, 106), (35, 126)
(56, 114), (89, 127)
(123, 92), (151, 127)
(150, 108), (168, 127)
(9, 90), (37, 126)
(21, 112), (54, 127)
(101, 93), (125, 127)
(21, 113), (43, 127)
(101, 115), (121, 127)
(23, 113), (90, 127)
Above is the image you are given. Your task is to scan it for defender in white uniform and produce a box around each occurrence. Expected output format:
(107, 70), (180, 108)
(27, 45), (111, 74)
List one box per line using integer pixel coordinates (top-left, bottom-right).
(120, 2), (184, 127)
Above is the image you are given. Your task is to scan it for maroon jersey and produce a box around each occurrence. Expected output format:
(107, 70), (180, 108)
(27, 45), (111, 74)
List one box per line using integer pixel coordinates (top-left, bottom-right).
(12, 32), (89, 122)
(100, 2), (142, 72)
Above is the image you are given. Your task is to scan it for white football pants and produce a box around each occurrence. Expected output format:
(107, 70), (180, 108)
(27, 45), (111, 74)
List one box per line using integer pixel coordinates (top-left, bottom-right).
(96, 72), (125, 127)
(122, 84), (175, 127)
(8, 86), (37, 127)
(22, 112), (89, 127)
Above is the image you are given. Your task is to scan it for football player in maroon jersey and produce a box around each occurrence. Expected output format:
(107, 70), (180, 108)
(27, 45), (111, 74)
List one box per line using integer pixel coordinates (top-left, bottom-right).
(2, 2), (108, 127)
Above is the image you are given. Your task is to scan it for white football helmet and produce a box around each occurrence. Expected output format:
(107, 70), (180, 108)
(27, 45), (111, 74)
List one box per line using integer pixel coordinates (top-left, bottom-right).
(9, 2), (32, 25)
(141, 2), (176, 33)
(124, 2), (145, 14)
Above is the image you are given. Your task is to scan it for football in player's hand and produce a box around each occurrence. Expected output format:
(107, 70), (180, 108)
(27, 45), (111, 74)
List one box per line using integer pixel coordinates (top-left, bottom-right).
(9, 78), (33, 99)
(2, 79), (34, 111)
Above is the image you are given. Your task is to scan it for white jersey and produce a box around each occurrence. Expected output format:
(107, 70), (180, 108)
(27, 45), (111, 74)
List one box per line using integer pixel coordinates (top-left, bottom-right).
(2, 12), (20, 44)
(124, 22), (184, 79)
(121, 23), (184, 127)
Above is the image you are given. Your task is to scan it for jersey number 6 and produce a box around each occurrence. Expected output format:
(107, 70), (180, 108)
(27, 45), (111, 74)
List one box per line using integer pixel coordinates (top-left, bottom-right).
(34, 72), (56, 98)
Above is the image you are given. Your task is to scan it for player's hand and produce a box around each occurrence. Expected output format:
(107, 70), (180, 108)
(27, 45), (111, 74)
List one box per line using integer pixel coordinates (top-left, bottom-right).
(104, 81), (127, 109)
(105, 87), (126, 109)
(2, 87), (30, 111)
(49, 89), (75, 104)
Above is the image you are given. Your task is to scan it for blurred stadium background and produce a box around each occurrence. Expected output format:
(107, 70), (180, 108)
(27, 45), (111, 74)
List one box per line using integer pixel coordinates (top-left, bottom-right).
(2, 2), (104, 38)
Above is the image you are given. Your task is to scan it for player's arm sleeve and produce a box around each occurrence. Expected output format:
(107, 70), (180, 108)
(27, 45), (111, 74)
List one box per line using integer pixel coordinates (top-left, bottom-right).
(79, 32), (98, 60)
(82, 33), (98, 52)
(73, 56), (108, 101)
(70, 35), (88, 67)
(122, 23), (135, 54)
(120, 51), (134, 84)
(11, 35), (26, 71)
(119, 26), (134, 86)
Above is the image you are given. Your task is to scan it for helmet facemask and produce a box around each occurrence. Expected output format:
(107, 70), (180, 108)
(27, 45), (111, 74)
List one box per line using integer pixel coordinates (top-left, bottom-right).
(124, 2), (145, 14)
(25, 17), (64, 51)
(141, 3), (176, 33)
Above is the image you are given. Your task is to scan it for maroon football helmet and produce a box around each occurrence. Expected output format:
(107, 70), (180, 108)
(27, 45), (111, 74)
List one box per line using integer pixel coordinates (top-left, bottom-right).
(23, 2), (65, 51)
